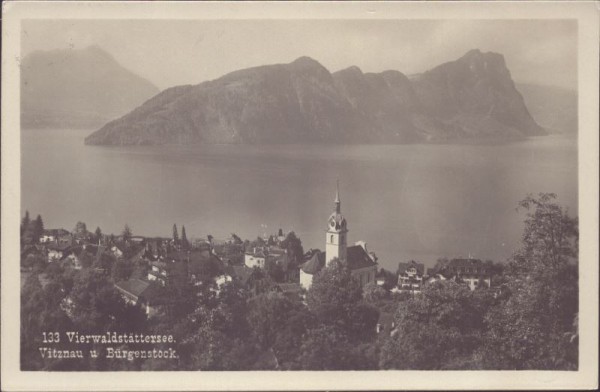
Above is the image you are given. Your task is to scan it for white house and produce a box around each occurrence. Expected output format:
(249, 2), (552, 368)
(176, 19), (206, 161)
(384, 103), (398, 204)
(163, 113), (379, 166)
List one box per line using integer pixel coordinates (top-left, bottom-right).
(244, 248), (267, 269)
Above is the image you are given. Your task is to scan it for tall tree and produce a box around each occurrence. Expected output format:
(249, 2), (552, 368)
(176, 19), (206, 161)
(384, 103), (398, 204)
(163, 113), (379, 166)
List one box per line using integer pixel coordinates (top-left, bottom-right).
(481, 193), (578, 370)
(379, 280), (492, 370)
(306, 258), (378, 342)
(181, 225), (189, 249)
(21, 210), (30, 236)
(74, 221), (87, 235)
(281, 232), (304, 266)
(122, 224), (132, 242)
(94, 227), (102, 243)
(172, 224), (179, 244)
(32, 214), (44, 241)
(230, 233), (243, 245)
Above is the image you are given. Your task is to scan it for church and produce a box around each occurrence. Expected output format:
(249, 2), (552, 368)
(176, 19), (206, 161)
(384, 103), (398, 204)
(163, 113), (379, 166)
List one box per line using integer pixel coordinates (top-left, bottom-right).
(299, 184), (378, 290)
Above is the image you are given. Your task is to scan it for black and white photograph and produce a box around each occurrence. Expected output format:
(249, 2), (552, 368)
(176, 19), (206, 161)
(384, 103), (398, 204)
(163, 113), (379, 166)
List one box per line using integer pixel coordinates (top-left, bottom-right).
(2, 1), (598, 391)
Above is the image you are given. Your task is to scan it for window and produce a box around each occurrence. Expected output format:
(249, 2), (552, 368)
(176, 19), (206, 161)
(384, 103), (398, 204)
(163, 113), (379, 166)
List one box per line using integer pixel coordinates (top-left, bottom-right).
(330, 235), (334, 243)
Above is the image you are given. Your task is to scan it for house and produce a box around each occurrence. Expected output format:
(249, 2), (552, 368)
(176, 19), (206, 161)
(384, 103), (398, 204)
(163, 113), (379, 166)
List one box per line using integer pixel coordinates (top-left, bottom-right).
(61, 246), (95, 270)
(426, 273), (447, 285)
(147, 248), (224, 287)
(299, 185), (378, 290)
(147, 260), (187, 287)
(124, 245), (146, 264)
(46, 243), (71, 263)
(244, 248), (267, 269)
(214, 274), (233, 287)
(39, 228), (70, 244)
(433, 258), (492, 290)
(397, 260), (425, 293)
(225, 265), (254, 287)
(114, 279), (165, 318)
(300, 251), (325, 289)
(346, 243), (378, 286)
(110, 244), (125, 259)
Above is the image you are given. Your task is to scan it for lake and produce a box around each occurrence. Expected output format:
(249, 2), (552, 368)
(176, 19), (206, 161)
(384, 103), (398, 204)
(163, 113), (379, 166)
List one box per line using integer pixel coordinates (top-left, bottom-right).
(21, 129), (578, 271)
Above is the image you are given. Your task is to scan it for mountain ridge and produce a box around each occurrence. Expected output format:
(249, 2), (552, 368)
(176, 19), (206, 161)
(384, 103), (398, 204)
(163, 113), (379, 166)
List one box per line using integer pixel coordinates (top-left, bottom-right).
(84, 49), (551, 145)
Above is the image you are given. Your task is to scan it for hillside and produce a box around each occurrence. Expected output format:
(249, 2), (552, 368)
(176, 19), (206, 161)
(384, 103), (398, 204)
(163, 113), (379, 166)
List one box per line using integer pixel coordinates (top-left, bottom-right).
(21, 45), (160, 129)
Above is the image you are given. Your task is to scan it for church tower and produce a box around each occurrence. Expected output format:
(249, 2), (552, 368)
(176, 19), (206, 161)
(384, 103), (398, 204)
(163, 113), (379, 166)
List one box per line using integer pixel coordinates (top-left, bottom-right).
(326, 181), (347, 265)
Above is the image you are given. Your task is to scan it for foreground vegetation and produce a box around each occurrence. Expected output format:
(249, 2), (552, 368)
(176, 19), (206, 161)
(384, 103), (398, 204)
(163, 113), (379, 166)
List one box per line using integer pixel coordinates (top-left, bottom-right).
(20, 194), (578, 370)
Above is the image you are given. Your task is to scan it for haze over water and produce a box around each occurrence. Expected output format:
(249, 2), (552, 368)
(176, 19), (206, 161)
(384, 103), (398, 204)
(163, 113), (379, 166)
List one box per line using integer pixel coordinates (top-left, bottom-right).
(21, 129), (577, 271)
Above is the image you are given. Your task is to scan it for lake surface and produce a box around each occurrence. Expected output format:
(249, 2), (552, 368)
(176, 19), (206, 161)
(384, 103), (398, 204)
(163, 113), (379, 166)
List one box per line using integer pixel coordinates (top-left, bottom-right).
(21, 129), (577, 271)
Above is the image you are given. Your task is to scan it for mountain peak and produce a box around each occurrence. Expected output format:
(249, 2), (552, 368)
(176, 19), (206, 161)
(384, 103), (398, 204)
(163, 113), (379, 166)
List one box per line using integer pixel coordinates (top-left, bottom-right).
(463, 48), (483, 58)
(336, 65), (363, 76)
(21, 45), (159, 129)
(459, 49), (506, 69)
(290, 56), (322, 67)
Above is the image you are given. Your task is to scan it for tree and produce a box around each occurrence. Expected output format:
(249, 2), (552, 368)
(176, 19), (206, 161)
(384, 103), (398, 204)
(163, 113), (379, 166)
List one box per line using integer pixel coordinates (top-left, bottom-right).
(122, 224), (132, 242)
(363, 282), (388, 303)
(377, 268), (397, 291)
(379, 280), (492, 370)
(32, 214), (44, 242)
(21, 274), (74, 370)
(481, 193), (578, 370)
(298, 323), (379, 370)
(172, 224), (179, 244)
(265, 259), (285, 283)
(94, 227), (102, 243)
(112, 260), (133, 282)
(183, 280), (266, 370)
(298, 325), (350, 370)
(230, 233), (243, 245)
(247, 292), (306, 351)
(74, 221), (87, 235)
(306, 258), (378, 342)
(66, 270), (143, 333)
(21, 210), (30, 236)
(281, 232), (304, 266)
(181, 225), (189, 249)
(306, 258), (362, 323)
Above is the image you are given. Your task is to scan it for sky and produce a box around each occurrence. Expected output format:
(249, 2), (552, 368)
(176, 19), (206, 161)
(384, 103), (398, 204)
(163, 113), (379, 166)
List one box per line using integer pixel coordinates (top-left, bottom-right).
(21, 19), (577, 91)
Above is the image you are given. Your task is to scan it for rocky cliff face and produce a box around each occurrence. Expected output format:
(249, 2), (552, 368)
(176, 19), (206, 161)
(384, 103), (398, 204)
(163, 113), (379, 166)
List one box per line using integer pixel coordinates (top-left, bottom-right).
(21, 45), (159, 129)
(410, 49), (545, 139)
(85, 50), (546, 145)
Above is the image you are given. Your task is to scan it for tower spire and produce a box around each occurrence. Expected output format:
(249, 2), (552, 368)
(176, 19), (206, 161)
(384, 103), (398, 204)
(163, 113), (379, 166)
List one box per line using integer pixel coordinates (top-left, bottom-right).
(334, 180), (341, 213)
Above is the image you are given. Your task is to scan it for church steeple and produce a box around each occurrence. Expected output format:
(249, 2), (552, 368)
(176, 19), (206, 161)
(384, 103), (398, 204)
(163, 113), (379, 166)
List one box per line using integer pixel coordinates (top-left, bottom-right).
(326, 181), (347, 265)
(334, 180), (341, 213)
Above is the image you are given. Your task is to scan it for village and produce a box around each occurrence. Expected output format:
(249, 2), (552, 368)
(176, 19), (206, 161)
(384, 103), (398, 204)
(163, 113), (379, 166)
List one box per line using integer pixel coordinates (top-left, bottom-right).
(18, 191), (578, 372)
(20, 188), (500, 333)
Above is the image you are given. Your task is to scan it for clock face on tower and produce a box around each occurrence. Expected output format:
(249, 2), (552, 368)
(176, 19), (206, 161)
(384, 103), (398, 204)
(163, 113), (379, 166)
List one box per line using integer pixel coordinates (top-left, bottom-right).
(329, 219), (336, 229)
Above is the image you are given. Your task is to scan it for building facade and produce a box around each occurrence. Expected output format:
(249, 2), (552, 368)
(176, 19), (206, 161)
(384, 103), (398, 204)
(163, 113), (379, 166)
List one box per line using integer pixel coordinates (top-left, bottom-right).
(299, 184), (377, 290)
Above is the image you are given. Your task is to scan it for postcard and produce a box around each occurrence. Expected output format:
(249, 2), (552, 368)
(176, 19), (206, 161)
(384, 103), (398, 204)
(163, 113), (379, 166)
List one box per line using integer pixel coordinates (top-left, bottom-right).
(2, 1), (598, 390)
